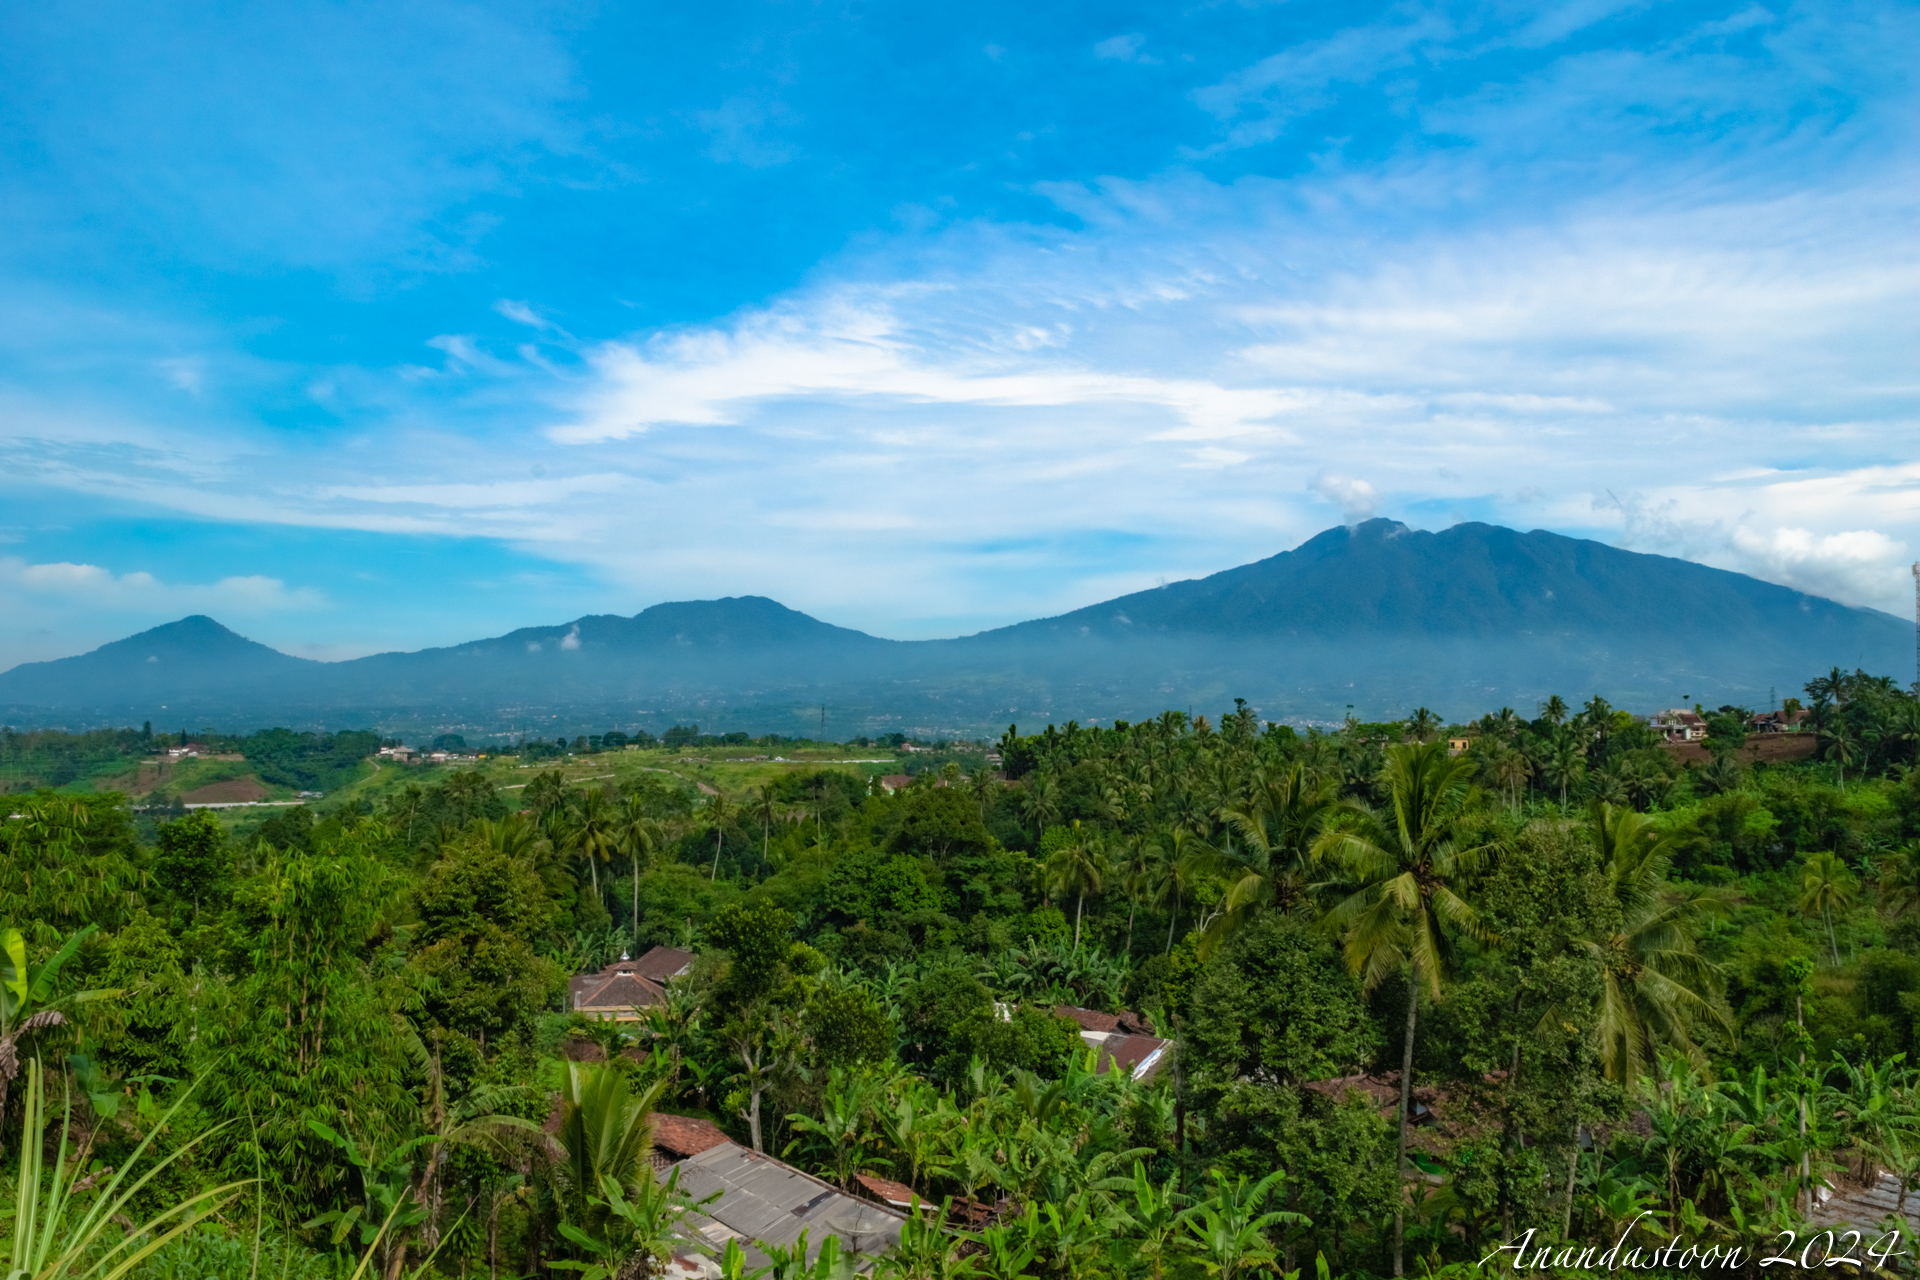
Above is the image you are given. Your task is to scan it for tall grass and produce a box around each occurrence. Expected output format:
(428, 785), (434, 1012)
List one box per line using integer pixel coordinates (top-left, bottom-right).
(4, 1058), (249, 1280)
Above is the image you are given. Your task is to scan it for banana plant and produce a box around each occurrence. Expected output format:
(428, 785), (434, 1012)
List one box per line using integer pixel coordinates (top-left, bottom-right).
(760, 1229), (856, 1280)
(550, 1166), (716, 1280)
(0, 923), (120, 1117)
(874, 1198), (982, 1280)
(1178, 1169), (1307, 1280)
(302, 1119), (432, 1261)
(1112, 1159), (1190, 1280)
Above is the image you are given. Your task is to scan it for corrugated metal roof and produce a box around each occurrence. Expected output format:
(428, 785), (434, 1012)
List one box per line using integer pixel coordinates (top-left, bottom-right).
(663, 1143), (906, 1272)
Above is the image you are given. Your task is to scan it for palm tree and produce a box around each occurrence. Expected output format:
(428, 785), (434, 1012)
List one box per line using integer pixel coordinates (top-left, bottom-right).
(1021, 771), (1062, 840)
(1888, 701), (1920, 766)
(1407, 707), (1440, 743)
(970, 767), (997, 821)
(1879, 846), (1920, 919)
(1206, 762), (1337, 952)
(555, 1061), (668, 1229)
(1820, 721), (1858, 792)
(750, 784), (778, 865)
(1316, 741), (1500, 1278)
(1113, 833), (1157, 953)
(1800, 850), (1858, 966)
(706, 792), (735, 880)
(1151, 827), (1212, 952)
(1539, 733), (1584, 808)
(523, 768), (570, 818)
(618, 794), (656, 941)
(1046, 822), (1106, 952)
(1581, 803), (1729, 1088)
(566, 787), (621, 899)
(1488, 745), (1533, 813)
(1540, 695), (1569, 726)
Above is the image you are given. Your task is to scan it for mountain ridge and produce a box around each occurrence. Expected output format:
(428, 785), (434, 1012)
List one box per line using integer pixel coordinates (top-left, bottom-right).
(2, 521), (1910, 732)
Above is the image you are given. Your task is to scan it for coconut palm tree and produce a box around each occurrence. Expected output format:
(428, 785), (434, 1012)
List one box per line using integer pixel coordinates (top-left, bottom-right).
(1800, 850), (1858, 966)
(1020, 771), (1062, 840)
(555, 1061), (668, 1229)
(1046, 822), (1107, 952)
(1539, 733), (1585, 809)
(750, 784), (778, 865)
(617, 794), (657, 941)
(1205, 762), (1338, 952)
(1316, 741), (1501, 1278)
(1879, 846), (1920, 919)
(1540, 695), (1569, 726)
(1489, 745), (1533, 814)
(566, 787), (621, 899)
(706, 792), (735, 880)
(1407, 708), (1440, 743)
(970, 767), (997, 821)
(1151, 827), (1212, 953)
(1820, 721), (1858, 793)
(1112, 833), (1157, 953)
(1580, 803), (1729, 1088)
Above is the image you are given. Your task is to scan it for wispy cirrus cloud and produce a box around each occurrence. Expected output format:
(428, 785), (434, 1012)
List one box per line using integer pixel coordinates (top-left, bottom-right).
(0, 0), (1915, 667)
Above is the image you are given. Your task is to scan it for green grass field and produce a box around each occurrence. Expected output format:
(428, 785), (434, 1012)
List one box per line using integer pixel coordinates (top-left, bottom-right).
(327, 743), (915, 810)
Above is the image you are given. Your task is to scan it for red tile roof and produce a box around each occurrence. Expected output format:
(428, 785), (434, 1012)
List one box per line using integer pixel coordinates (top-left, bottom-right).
(1094, 1033), (1172, 1082)
(652, 1113), (734, 1158)
(855, 1174), (920, 1208)
(631, 944), (694, 983)
(1055, 1005), (1156, 1036)
(576, 972), (667, 1011)
(1055, 1005), (1122, 1033)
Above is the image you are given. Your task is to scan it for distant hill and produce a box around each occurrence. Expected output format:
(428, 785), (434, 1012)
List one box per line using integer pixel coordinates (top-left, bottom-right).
(1, 523), (1910, 734)
(0, 615), (322, 718)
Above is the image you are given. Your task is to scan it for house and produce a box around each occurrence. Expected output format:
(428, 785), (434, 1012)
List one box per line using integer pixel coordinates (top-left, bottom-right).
(1446, 736), (1471, 756)
(568, 945), (693, 1022)
(878, 774), (912, 793)
(657, 1135), (907, 1275)
(1053, 1005), (1172, 1082)
(165, 743), (207, 759)
(1751, 709), (1809, 733)
(1649, 709), (1708, 743)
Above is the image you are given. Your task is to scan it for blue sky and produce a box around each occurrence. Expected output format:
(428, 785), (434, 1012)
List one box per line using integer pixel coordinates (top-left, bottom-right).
(1, 0), (1915, 668)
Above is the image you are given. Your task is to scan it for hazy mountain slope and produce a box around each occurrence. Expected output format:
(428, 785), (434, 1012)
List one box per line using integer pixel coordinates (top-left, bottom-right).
(1, 525), (1909, 732)
(983, 520), (1896, 644)
(0, 616), (322, 714)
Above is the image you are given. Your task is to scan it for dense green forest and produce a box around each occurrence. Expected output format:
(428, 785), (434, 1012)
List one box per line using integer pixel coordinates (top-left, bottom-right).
(7, 668), (1920, 1278)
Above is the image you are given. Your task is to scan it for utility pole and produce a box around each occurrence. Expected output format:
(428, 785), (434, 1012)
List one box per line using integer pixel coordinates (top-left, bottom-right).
(1912, 562), (1919, 693)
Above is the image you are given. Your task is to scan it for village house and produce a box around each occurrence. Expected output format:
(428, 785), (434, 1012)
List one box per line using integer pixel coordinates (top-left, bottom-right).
(1649, 708), (1708, 743)
(1052, 1005), (1173, 1082)
(567, 944), (694, 1022)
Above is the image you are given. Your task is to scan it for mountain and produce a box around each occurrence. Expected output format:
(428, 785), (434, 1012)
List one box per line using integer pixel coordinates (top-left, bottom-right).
(1, 523), (1910, 734)
(0, 615), (322, 718)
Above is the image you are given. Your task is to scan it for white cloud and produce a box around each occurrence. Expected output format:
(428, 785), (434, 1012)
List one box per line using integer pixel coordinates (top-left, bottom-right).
(1728, 526), (1909, 608)
(0, 2), (1914, 645)
(0, 558), (325, 612)
(1311, 474), (1379, 524)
